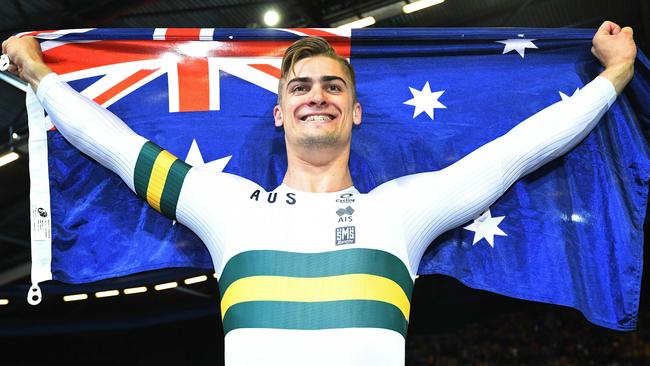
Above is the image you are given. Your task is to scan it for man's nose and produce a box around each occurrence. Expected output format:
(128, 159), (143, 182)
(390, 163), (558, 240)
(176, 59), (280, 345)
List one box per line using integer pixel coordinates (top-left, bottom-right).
(309, 85), (327, 106)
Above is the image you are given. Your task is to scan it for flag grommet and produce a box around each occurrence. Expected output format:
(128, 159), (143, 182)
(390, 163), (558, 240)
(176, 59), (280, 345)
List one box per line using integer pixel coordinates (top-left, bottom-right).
(27, 283), (42, 305)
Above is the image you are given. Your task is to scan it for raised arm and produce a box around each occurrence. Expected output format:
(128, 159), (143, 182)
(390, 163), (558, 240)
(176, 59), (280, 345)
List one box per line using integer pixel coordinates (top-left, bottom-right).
(371, 21), (636, 272)
(2, 36), (192, 220)
(495, 17), (638, 191)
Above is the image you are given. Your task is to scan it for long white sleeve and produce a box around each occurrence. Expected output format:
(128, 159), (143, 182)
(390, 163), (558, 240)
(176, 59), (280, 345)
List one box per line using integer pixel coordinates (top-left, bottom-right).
(35, 73), (148, 193)
(370, 76), (617, 272)
(498, 76), (616, 189)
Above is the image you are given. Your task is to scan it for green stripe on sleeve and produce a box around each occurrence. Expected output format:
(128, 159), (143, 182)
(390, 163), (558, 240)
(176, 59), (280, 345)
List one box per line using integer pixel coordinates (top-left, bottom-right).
(133, 141), (163, 199)
(222, 300), (409, 337)
(159, 159), (192, 219)
(219, 249), (414, 299)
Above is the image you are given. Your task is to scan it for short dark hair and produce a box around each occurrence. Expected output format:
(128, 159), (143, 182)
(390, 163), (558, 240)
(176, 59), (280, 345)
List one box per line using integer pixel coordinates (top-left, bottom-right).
(278, 36), (357, 102)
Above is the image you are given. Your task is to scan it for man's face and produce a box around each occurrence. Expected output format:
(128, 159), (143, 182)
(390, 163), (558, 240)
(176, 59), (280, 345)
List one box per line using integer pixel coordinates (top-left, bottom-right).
(274, 56), (361, 150)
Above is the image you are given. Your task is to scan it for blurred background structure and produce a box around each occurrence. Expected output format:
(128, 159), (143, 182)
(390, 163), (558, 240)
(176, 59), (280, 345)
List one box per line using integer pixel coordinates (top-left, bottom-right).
(0, 1), (648, 364)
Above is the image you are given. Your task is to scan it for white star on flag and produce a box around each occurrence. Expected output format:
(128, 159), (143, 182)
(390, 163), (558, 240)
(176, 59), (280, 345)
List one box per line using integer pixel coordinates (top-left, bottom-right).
(463, 209), (507, 247)
(184, 139), (231, 172)
(403, 81), (446, 120)
(496, 39), (538, 58)
(559, 87), (580, 101)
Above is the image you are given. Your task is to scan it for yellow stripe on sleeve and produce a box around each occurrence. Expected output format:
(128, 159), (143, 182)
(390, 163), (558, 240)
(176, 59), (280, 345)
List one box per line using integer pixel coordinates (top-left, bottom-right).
(146, 150), (177, 212)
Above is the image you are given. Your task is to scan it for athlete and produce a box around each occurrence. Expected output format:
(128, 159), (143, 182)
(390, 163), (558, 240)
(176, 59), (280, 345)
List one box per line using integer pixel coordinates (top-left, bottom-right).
(2, 21), (636, 366)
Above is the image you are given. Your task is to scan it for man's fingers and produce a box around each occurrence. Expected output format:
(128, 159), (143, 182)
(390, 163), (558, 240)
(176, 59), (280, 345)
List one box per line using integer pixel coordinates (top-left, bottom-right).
(2, 36), (16, 54)
(597, 20), (621, 36)
(596, 21), (614, 35)
(621, 26), (634, 36)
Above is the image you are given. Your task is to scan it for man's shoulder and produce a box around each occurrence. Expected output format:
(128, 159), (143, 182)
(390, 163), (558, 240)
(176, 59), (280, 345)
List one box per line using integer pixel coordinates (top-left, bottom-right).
(185, 168), (265, 193)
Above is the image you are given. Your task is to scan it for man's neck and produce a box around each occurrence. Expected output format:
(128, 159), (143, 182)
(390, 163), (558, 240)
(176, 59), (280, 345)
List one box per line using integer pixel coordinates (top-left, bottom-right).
(283, 145), (353, 193)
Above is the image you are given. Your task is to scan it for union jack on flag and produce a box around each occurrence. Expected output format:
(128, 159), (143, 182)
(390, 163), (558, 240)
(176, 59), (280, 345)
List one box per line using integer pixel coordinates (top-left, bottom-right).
(23, 27), (350, 119)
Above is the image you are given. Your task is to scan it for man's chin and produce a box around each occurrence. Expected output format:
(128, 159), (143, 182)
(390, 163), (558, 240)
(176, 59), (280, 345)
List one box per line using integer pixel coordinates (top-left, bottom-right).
(297, 134), (340, 150)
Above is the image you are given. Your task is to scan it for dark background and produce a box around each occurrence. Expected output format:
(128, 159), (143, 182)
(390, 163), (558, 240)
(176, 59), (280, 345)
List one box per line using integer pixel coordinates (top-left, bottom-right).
(0, 1), (648, 365)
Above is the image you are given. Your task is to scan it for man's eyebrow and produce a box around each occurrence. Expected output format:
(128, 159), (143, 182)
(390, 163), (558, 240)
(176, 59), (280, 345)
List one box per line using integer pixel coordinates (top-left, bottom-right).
(286, 77), (312, 85)
(321, 76), (347, 85)
(286, 76), (347, 86)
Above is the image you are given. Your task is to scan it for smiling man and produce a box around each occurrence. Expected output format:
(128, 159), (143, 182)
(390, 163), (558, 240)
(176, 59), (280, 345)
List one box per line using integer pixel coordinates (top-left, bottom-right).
(1, 20), (637, 366)
(274, 39), (362, 192)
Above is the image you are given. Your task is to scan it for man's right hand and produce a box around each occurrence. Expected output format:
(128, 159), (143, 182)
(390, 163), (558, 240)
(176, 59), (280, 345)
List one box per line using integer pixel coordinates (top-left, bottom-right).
(1, 36), (53, 90)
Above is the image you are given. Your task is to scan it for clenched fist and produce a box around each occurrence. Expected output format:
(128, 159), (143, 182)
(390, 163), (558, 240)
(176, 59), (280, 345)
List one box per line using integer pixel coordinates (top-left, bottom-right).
(591, 21), (636, 94)
(1, 36), (53, 89)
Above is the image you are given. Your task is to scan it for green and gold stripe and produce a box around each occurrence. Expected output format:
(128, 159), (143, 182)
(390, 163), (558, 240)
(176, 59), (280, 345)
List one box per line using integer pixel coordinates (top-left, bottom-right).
(134, 141), (191, 219)
(223, 300), (408, 335)
(219, 249), (414, 337)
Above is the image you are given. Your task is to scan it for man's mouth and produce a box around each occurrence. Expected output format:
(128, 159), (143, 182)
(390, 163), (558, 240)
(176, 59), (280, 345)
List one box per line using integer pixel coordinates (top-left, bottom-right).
(300, 114), (335, 122)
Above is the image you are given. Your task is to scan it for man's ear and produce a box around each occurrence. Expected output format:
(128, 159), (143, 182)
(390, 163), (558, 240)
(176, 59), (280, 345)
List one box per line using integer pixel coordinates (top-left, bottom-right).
(353, 102), (362, 126)
(273, 105), (283, 127)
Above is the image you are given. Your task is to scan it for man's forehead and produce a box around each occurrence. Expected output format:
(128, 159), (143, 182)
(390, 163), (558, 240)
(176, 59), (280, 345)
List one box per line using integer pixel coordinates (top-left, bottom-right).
(288, 55), (349, 80)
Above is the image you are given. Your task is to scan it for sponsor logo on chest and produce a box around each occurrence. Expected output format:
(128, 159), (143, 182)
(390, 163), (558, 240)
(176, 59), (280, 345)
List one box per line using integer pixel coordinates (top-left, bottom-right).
(336, 192), (355, 203)
(335, 192), (357, 245)
(336, 206), (354, 223)
(335, 226), (356, 245)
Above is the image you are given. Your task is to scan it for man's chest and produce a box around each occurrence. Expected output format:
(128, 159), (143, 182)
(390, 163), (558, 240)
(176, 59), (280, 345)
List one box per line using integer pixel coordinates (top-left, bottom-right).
(195, 186), (416, 340)
(219, 188), (404, 254)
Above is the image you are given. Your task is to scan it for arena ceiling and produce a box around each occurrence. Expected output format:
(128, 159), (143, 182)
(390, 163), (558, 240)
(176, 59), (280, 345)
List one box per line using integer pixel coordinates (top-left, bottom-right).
(0, 0), (647, 332)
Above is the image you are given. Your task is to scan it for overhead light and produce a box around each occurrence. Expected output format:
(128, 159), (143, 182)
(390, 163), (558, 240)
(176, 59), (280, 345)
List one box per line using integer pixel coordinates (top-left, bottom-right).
(337, 16), (376, 29)
(95, 290), (119, 298)
(154, 281), (178, 291)
(403, 0), (445, 14)
(0, 299), (8, 305)
(184, 275), (208, 285)
(263, 10), (280, 26)
(63, 293), (88, 302)
(124, 286), (147, 295)
(0, 151), (19, 167)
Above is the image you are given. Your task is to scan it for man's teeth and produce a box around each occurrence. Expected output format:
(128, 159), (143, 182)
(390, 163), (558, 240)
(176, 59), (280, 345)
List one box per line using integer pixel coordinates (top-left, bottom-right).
(304, 115), (333, 121)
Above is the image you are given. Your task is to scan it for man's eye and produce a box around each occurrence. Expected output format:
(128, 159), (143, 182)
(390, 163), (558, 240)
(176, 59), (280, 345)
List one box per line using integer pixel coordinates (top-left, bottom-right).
(327, 84), (342, 92)
(291, 85), (306, 93)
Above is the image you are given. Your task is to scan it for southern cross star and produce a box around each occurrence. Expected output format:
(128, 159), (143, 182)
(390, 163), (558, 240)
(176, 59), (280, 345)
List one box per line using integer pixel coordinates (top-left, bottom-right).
(403, 81), (446, 120)
(496, 38), (538, 58)
(463, 209), (508, 247)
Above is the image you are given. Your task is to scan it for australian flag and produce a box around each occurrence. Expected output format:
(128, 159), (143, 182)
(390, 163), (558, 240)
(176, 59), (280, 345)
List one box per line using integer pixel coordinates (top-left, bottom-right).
(26, 27), (650, 331)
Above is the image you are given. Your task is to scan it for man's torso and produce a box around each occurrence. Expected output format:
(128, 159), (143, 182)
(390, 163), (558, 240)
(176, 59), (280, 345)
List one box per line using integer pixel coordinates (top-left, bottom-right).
(177, 173), (416, 366)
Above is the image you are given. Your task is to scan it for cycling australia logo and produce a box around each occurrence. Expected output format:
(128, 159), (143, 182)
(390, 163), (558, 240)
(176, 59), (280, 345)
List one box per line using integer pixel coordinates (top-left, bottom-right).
(336, 193), (355, 203)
